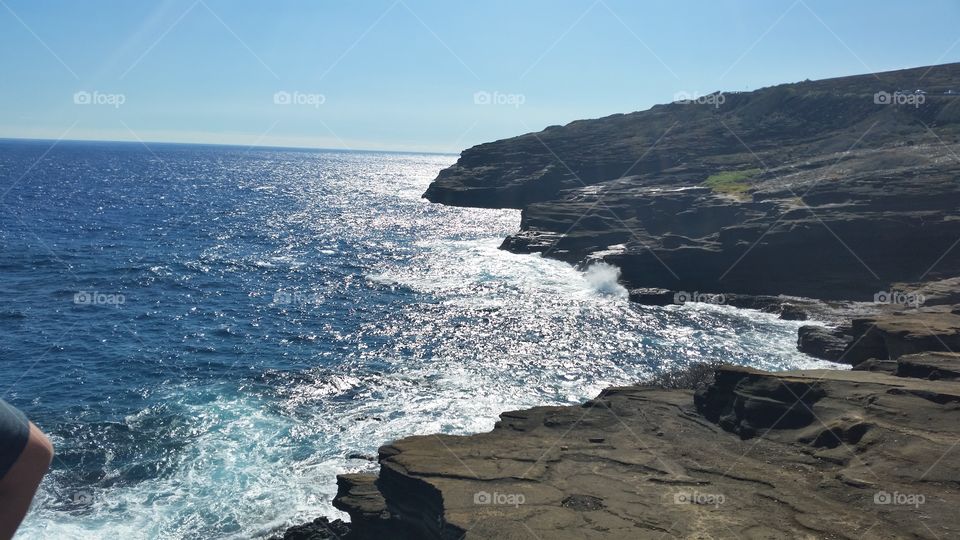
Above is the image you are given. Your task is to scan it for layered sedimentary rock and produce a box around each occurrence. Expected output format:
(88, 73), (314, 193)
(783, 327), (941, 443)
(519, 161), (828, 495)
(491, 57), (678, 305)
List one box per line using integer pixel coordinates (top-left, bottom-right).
(334, 365), (960, 539)
(282, 64), (960, 539)
(795, 275), (960, 365)
(425, 63), (960, 300)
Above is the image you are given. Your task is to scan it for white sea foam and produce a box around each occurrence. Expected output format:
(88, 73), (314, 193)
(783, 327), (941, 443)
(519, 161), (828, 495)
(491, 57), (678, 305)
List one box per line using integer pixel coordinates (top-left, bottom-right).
(16, 149), (843, 540)
(582, 262), (628, 297)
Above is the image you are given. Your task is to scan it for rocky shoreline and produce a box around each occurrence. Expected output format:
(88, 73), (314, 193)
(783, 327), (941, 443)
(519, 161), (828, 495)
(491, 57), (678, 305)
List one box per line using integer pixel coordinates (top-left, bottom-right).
(325, 360), (960, 539)
(312, 288), (960, 539)
(425, 63), (960, 301)
(278, 63), (960, 538)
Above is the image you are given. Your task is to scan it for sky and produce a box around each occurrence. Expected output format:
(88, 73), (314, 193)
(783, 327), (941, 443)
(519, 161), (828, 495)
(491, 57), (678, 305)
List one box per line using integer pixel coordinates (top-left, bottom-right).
(0, 0), (958, 154)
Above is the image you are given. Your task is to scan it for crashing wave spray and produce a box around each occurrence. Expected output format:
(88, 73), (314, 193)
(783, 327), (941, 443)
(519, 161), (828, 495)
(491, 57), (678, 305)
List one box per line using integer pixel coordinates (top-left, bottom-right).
(582, 262), (628, 297)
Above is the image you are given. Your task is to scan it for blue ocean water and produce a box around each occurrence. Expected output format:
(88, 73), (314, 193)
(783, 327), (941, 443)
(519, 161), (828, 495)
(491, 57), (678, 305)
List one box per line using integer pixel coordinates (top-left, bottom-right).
(0, 140), (837, 539)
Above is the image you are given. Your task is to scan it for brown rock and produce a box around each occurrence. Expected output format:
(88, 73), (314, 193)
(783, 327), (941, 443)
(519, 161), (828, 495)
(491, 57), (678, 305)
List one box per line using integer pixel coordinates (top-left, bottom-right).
(335, 367), (960, 539)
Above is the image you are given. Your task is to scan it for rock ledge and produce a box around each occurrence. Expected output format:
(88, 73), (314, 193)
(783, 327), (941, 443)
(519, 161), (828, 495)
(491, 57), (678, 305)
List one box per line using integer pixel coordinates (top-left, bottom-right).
(332, 364), (960, 539)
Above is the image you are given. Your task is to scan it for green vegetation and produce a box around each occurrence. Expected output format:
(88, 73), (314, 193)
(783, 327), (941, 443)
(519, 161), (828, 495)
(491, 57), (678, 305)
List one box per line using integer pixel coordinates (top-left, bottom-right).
(702, 168), (761, 197)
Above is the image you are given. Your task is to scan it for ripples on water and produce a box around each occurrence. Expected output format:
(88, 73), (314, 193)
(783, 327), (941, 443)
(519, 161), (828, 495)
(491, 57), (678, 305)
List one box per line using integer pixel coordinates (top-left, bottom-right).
(0, 140), (837, 538)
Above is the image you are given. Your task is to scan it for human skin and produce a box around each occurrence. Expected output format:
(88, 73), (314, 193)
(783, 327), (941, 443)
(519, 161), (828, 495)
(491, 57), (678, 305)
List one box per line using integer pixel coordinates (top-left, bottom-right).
(0, 424), (53, 540)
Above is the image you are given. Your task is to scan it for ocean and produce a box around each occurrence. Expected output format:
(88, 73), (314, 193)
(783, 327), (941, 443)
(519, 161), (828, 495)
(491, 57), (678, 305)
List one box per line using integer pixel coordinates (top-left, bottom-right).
(0, 140), (836, 539)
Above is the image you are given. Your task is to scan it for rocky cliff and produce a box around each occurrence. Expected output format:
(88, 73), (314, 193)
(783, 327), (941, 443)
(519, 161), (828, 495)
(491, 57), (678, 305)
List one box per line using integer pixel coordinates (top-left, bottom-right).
(795, 276), (960, 365)
(278, 64), (960, 539)
(425, 63), (960, 300)
(332, 362), (960, 539)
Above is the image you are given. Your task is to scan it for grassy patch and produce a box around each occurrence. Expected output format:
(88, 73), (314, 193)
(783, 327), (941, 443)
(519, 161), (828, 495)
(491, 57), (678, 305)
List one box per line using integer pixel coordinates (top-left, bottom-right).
(702, 168), (761, 197)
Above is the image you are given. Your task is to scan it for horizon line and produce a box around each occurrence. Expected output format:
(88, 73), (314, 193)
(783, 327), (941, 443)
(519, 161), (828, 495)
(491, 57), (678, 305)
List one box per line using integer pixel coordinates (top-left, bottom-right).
(0, 136), (461, 157)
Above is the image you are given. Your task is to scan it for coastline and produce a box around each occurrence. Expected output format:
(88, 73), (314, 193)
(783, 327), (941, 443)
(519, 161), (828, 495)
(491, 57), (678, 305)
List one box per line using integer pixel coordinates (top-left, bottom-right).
(278, 290), (960, 539)
(326, 361), (960, 539)
(278, 62), (960, 539)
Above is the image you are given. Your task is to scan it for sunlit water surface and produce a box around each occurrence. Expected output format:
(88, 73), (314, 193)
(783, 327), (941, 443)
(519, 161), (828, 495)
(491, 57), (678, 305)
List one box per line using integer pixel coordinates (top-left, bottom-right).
(0, 141), (837, 539)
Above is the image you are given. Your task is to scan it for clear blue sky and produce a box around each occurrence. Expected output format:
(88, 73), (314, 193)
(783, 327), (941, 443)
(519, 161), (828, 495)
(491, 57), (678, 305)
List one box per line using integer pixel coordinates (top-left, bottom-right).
(1, 0), (958, 153)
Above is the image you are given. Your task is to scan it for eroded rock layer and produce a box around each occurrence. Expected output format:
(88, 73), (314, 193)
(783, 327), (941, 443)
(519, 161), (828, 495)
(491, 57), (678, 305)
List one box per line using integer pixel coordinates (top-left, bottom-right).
(334, 365), (960, 539)
(425, 63), (960, 300)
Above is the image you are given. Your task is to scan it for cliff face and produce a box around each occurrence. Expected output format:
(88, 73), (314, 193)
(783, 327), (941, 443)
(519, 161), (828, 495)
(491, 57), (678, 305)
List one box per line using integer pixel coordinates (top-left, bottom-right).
(424, 63), (960, 300)
(334, 362), (960, 539)
(278, 64), (960, 540)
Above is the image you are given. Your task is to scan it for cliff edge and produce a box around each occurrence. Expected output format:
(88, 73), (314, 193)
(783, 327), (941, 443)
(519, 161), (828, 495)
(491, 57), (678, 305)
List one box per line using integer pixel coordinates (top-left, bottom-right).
(425, 63), (960, 300)
(333, 361), (960, 539)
